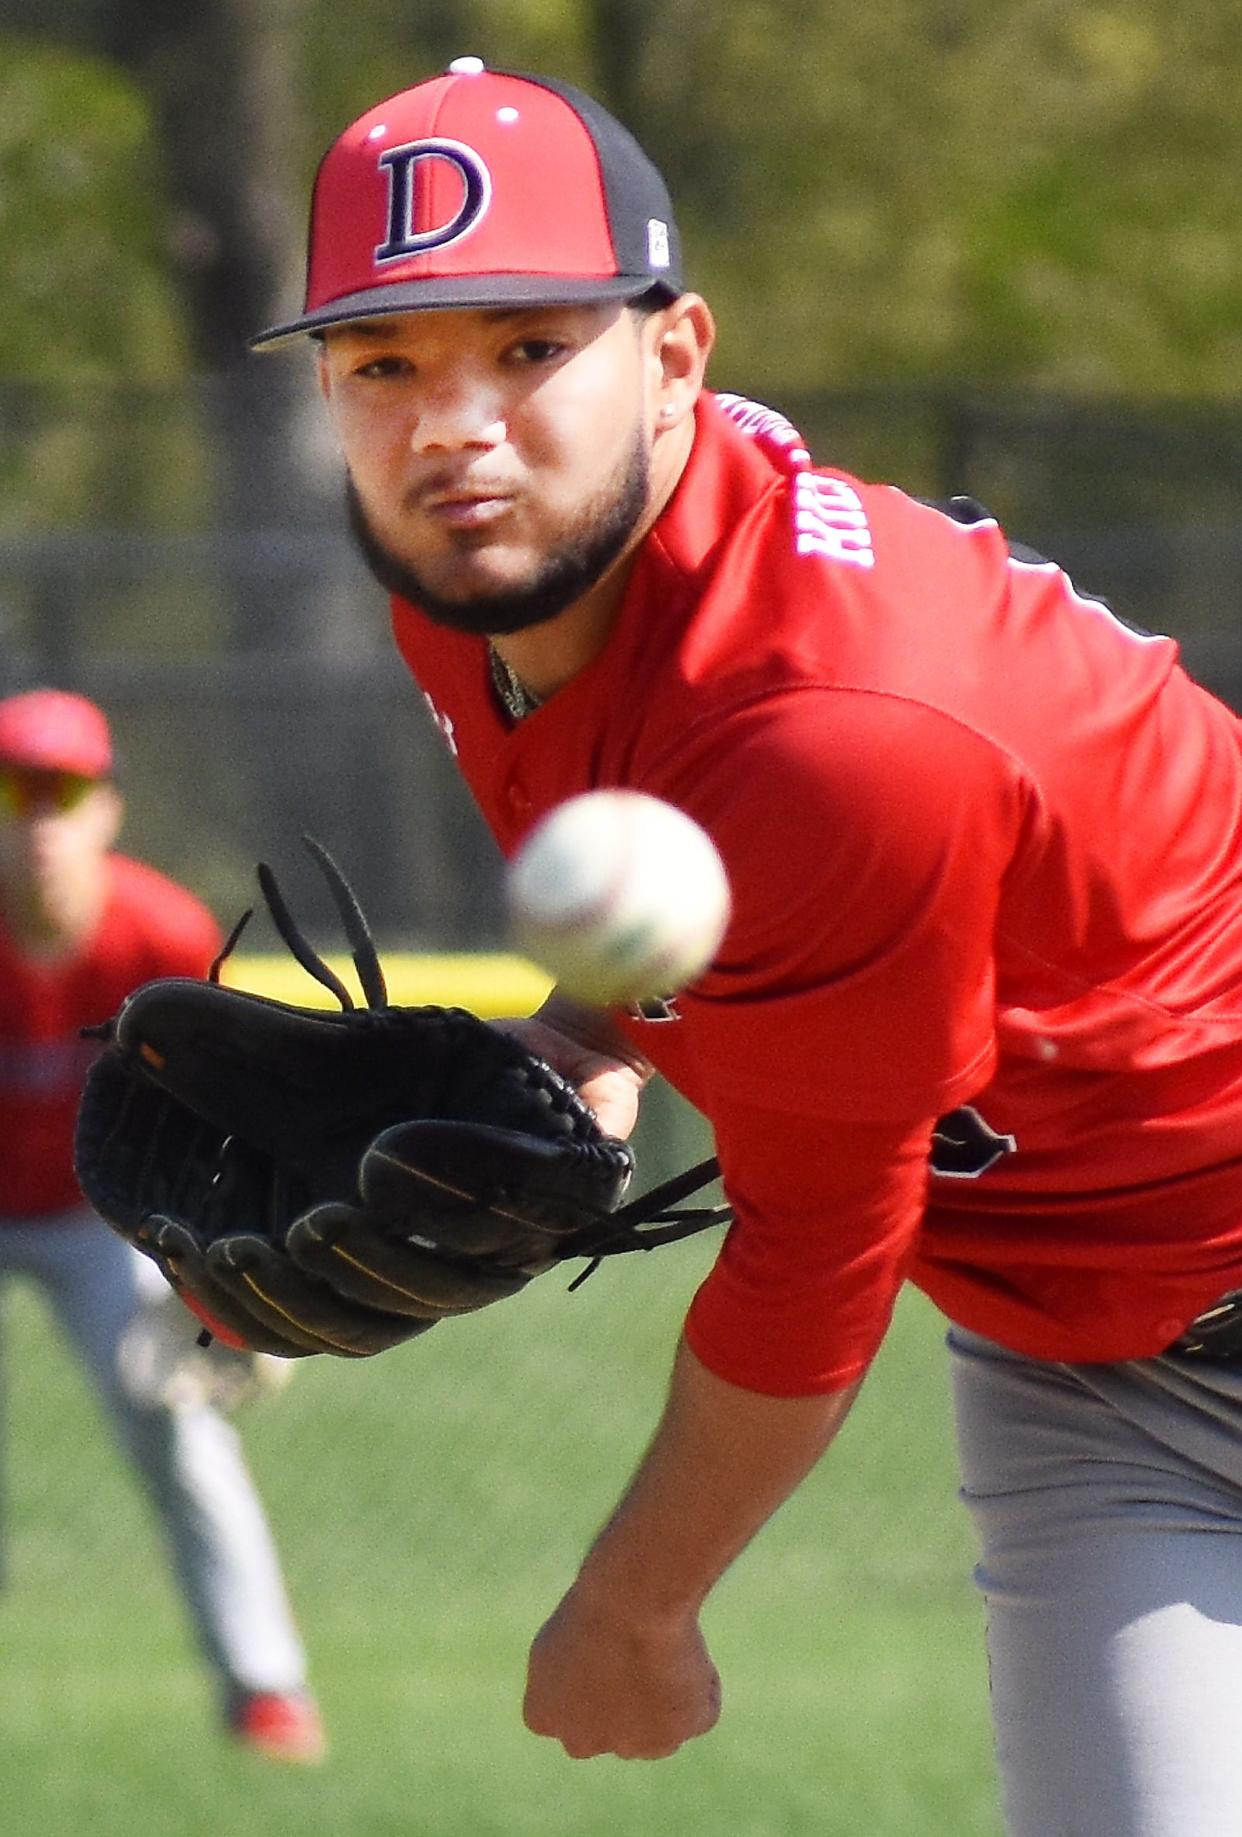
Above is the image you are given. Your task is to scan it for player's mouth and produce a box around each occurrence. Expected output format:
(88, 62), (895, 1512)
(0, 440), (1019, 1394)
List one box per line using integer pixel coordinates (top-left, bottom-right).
(418, 486), (518, 530)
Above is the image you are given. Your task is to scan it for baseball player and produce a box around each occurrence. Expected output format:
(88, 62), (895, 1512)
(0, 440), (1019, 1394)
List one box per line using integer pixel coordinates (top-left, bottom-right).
(0, 689), (324, 1762)
(252, 60), (1242, 1831)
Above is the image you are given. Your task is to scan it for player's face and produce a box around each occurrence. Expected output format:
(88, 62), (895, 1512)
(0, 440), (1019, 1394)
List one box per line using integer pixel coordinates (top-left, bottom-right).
(317, 302), (673, 634)
(0, 774), (121, 935)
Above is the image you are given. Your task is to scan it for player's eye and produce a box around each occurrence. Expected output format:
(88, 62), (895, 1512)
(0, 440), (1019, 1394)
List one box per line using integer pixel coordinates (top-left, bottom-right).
(352, 354), (409, 380)
(508, 337), (568, 365)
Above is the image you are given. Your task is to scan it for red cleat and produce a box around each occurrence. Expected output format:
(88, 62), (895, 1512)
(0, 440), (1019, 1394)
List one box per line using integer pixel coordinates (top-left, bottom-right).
(228, 1690), (327, 1764)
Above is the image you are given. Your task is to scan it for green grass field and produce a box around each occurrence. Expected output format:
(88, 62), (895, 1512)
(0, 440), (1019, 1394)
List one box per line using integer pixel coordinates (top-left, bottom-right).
(1, 1261), (1003, 1837)
(2, 1051), (1002, 1836)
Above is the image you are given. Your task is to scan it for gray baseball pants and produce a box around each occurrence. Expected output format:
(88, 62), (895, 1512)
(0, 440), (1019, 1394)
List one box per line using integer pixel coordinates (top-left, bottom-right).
(950, 1325), (1242, 1837)
(0, 1206), (308, 1701)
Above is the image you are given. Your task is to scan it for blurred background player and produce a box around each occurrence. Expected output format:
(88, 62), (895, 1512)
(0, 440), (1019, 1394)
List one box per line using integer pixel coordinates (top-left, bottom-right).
(0, 687), (324, 1763)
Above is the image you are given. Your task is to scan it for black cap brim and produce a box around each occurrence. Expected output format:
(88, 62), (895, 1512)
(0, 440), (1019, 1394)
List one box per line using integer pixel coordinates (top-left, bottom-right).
(250, 272), (677, 350)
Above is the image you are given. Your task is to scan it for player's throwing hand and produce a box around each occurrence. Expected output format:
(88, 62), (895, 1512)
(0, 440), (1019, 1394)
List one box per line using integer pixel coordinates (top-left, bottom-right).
(523, 1584), (722, 1760)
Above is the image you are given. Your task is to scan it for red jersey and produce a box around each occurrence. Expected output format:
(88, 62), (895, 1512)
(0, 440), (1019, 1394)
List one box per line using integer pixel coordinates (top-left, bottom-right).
(391, 391), (1242, 1391)
(0, 856), (220, 1218)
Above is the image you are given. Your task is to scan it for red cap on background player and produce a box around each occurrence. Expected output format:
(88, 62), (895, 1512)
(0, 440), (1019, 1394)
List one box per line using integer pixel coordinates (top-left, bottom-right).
(0, 689), (114, 779)
(251, 57), (683, 347)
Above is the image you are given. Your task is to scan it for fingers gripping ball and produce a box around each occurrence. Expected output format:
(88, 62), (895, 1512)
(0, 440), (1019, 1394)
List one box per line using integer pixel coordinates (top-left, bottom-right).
(506, 792), (732, 1007)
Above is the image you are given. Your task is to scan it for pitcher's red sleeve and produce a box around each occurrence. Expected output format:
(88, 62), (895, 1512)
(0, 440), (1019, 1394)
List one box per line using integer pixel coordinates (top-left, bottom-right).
(684, 1098), (935, 1395)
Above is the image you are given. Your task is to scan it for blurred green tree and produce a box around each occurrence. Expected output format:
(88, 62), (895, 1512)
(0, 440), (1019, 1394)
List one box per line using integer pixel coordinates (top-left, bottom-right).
(0, 35), (198, 530)
(3, 0), (1240, 401)
(0, 38), (182, 382)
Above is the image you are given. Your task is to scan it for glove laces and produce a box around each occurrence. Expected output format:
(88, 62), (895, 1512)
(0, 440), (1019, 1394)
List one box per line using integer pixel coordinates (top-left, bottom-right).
(209, 834), (388, 1010)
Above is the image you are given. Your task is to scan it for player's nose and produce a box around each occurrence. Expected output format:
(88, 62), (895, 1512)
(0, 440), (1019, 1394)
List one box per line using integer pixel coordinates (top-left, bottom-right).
(410, 374), (507, 454)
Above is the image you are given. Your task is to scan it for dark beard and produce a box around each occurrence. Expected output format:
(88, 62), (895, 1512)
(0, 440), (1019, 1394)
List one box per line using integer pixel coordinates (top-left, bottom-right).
(344, 439), (650, 637)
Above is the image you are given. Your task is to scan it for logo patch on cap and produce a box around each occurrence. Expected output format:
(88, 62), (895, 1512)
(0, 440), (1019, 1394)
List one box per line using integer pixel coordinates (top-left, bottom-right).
(375, 137), (493, 263)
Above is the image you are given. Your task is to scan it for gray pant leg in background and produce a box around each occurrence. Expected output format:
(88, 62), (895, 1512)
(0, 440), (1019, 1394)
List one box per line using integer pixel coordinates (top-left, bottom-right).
(950, 1326), (1242, 1837)
(0, 1210), (308, 1699)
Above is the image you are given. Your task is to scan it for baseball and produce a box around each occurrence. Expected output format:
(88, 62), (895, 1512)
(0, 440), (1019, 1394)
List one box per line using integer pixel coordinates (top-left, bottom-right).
(506, 791), (732, 1006)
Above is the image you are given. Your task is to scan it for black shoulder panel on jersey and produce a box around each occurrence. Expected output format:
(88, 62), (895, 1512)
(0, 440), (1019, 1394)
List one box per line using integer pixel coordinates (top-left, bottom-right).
(920, 494), (1154, 637)
(929, 493), (995, 528)
(922, 493), (1052, 565)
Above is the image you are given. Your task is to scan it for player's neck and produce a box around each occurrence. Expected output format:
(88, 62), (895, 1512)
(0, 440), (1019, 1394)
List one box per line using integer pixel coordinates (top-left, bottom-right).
(491, 554), (634, 704)
(491, 415), (694, 703)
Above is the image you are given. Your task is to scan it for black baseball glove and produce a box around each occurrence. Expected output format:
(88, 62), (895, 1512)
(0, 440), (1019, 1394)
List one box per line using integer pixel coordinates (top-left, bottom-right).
(74, 838), (726, 1359)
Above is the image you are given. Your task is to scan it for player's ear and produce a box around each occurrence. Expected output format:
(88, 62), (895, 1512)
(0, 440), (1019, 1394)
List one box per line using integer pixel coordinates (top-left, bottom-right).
(651, 294), (715, 432)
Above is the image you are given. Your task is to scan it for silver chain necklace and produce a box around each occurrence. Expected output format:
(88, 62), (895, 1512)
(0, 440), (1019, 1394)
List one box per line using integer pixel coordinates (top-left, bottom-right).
(488, 643), (544, 722)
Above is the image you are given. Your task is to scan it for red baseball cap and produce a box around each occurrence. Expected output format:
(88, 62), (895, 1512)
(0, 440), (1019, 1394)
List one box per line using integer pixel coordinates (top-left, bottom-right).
(0, 689), (114, 779)
(251, 58), (683, 348)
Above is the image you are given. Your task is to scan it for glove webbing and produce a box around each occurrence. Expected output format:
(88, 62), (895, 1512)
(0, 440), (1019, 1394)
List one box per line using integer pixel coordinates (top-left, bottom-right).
(209, 831), (388, 1006)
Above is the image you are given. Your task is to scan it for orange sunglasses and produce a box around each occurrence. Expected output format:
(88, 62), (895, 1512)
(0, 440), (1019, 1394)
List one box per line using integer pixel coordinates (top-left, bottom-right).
(0, 767), (99, 819)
